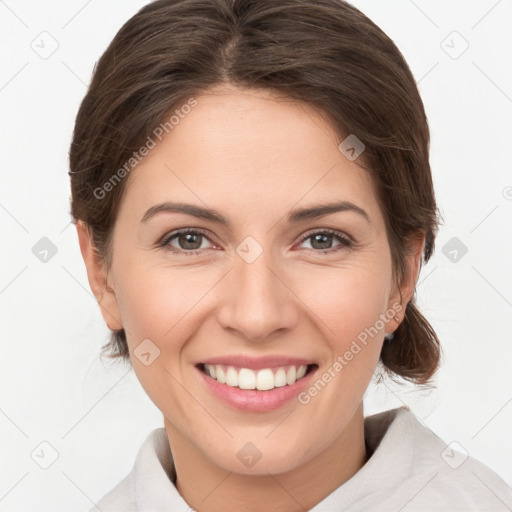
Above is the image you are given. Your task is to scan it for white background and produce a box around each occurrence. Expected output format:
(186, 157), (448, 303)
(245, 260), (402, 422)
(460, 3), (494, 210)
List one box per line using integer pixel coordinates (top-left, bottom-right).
(1, 0), (511, 510)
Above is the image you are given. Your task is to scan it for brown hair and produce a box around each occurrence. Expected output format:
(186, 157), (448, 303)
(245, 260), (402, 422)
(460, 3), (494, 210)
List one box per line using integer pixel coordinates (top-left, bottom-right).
(69, 0), (442, 384)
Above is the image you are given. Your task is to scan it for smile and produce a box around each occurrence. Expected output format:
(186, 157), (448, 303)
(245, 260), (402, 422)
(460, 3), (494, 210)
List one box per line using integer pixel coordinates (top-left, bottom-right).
(199, 363), (315, 391)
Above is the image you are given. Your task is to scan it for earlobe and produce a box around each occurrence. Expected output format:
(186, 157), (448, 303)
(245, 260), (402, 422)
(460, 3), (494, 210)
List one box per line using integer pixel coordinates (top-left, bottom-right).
(75, 221), (124, 331)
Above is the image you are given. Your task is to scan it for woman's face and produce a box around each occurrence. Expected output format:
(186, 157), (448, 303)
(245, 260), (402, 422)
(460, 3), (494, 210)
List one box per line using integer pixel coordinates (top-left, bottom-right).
(80, 84), (420, 475)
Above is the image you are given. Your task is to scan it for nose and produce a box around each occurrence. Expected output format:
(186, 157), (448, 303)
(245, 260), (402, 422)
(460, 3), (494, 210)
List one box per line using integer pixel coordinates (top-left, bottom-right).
(215, 246), (299, 342)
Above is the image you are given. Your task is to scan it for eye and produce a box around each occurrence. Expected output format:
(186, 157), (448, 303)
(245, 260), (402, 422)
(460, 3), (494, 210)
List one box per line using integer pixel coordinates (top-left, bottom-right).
(159, 229), (215, 255)
(158, 228), (354, 256)
(297, 229), (353, 254)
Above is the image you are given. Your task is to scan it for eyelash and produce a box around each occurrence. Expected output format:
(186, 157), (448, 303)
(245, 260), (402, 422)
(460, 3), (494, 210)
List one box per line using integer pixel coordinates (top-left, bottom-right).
(158, 228), (354, 256)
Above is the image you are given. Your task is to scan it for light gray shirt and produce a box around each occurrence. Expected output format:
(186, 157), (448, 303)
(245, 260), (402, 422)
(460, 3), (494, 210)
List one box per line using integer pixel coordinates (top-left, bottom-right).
(89, 407), (512, 511)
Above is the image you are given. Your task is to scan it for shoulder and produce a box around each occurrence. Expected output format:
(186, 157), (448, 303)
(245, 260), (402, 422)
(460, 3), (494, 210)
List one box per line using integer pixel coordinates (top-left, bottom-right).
(361, 407), (512, 511)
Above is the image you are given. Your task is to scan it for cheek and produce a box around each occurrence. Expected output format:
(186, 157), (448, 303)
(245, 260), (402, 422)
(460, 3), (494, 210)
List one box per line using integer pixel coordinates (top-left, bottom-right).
(112, 262), (208, 412)
(293, 267), (389, 425)
(291, 255), (392, 403)
(296, 260), (392, 341)
(114, 259), (211, 344)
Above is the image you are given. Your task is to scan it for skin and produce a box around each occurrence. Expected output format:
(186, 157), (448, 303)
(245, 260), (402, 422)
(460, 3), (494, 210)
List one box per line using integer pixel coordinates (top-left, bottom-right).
(77, 83), (424, 512)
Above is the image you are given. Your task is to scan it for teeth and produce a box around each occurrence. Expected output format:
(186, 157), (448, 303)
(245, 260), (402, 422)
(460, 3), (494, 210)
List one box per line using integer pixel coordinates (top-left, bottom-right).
(274, 367), (287, 387)
(203, 364), (309, 390)
(296, 365), (307, 380)
(216, 366), (226, 384)
(225, 367), (239, 387)
(239, 368), (256, 390)
(286, 365), (296, 385)
(256, 369), (274, 390)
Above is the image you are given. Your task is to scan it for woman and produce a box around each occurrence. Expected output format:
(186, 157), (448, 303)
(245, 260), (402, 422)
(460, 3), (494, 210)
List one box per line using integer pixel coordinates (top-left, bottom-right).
(69, 0), (512, 510)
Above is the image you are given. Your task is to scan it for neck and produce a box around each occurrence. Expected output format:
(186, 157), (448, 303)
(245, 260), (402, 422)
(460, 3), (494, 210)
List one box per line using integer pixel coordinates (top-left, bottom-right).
(165, 403), (368, 512)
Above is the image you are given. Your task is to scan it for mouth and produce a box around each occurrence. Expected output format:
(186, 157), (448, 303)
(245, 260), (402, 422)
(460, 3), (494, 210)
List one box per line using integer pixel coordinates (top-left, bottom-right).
(196, 362), (318, 391)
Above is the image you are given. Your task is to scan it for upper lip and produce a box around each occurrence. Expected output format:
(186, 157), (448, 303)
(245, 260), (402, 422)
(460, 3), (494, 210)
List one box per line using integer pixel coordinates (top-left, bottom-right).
(198, 355), (316, 370)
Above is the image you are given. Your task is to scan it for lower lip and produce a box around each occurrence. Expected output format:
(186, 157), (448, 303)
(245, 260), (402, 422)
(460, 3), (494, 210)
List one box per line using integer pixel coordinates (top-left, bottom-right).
(196, 365), (318, 412)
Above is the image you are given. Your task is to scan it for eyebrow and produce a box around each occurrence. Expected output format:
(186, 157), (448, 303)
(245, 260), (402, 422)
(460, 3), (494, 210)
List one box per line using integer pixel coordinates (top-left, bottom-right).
(140, 200), (371, 225)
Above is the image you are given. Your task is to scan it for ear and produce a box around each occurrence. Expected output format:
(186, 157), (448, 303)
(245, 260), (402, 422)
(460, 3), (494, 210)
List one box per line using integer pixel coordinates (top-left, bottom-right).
(76, 220), (123, 331)
(387, 233), (425, 329)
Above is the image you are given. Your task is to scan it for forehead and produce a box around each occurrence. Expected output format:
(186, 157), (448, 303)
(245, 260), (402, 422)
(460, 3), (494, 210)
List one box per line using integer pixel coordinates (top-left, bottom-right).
(120, 85), (383, 228)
